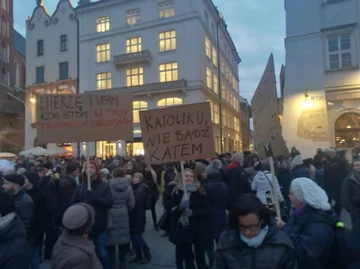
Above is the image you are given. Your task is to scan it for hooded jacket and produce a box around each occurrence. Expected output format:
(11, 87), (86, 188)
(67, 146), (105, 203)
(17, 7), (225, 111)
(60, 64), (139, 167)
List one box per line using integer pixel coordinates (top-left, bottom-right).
(0, 212), (31, 269)
(252, 171), (284, 205)
(214, 223), (297, 269)
(107, 177), (135, 246)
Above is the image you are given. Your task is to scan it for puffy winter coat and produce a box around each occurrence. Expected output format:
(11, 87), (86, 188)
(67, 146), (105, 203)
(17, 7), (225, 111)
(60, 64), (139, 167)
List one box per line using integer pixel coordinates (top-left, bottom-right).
(283, 206), (337, 269)
(52, 230), (102, 269)
(13, 190), (34, 238)
(107, 177), (135, 246)
(129, 181), (148, 234)
(202, 172), (229, 239)
(252, 171), (284, 205)
(0, 212), (31, 269)
(214, 223), (297, 269)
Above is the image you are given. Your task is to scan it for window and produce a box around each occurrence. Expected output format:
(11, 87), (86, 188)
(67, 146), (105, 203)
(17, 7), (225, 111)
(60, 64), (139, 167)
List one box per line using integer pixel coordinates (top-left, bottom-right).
(96, 43), (111, 63)
(328, 34), (352, 70)
(126, 9), (140, 26)
(37, 39), (44, 56)
(205, 37), (211, 58)
(159, 30), (176, 52)
(96, 16), (110, 32)
(206, 68), (212, 89)
(36, 66), (45, 83)
(126, 37), (142, 54)
(212, 47), (217, 66)
(211, 23), (216, 38)
(204, 11), (209, 29)
(159, 62), (178, 82)
(59, 62), (69, 80)
(126, 67), (144, 87)
(96, 72), (112, 90)
(220, 57), (224, 73)
(213, 103), (219, 124)
(159, 1), (174, 19)
(157, 97), (182, 107)
(133, 101), (148, 123)
(60, 35), (67, 51)
(213, 74), (218, 94)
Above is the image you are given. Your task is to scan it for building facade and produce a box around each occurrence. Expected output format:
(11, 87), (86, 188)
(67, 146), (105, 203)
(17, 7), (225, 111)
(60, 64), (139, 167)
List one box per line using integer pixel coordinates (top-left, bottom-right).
(240, 96), (251, 151)
(283, 0), (360, 157)
(25, 0), (78, 153)
(0, 0), (25, 153)
(77, 0), (242, 158)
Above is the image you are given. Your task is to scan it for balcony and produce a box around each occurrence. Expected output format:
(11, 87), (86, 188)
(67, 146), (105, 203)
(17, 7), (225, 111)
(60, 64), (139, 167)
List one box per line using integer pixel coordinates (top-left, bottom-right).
(113, 50), (152, 67)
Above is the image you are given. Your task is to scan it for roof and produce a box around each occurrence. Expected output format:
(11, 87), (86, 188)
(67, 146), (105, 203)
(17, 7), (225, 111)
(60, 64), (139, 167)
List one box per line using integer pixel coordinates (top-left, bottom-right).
(239, 96), (248, 104)
(13, 30), (26, 57)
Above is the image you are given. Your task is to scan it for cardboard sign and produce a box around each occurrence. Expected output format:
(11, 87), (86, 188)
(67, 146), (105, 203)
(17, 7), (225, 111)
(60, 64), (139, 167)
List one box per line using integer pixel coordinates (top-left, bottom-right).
(251, 54), (288, 157)
(36, 92), (133, 143)
(139, 102), (215, 164)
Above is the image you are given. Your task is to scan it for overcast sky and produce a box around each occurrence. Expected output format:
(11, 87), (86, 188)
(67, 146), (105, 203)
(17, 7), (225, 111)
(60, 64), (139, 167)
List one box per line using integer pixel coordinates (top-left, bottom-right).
(14, 0), (285, 102)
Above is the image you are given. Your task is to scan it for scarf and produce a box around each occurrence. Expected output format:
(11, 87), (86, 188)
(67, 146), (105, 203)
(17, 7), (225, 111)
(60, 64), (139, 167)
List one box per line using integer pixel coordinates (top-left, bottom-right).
(240, 225), (269, 248)
(177, 183), (197, 227)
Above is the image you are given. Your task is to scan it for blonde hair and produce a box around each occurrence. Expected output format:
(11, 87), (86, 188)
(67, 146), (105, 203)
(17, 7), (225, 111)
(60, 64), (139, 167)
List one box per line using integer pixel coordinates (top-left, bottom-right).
(231, 152), (244, 165)
(173, 168), (206, 195)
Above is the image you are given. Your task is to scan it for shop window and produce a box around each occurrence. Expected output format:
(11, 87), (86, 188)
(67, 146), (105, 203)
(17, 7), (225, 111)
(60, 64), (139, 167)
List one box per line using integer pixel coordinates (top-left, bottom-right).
(335, 113), (360, 148)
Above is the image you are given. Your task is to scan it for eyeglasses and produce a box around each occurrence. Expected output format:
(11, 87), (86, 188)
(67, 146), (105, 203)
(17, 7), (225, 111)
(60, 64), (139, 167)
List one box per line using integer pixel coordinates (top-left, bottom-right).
(239, 220), (261, 232)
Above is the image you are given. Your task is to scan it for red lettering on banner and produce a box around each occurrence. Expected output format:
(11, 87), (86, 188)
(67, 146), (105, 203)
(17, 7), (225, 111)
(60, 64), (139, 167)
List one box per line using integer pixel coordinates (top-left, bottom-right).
(91, 118), (132, 127)
(39, 121), (88, 130)
(94, 109), (103, 118)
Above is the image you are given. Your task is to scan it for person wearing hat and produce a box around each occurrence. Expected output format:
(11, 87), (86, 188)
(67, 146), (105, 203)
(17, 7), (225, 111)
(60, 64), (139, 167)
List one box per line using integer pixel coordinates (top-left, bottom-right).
(2, 174), (34, 238)
(276, 177), (337, 269)
(290, 155), (310, 180)
(23, 171), (46, 269)
(194, 162), (207, 181)
(0, 191), (31, 269)
(52, 203), (102, 269)
(72, 161), (113, 269)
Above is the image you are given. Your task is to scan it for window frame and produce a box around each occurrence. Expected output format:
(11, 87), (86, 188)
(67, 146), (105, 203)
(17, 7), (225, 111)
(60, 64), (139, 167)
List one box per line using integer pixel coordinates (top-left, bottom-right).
(159, 62), (178, 82)
(37, 39), (44, 56)
(96, 72), (112, 90)
(36, 66), (45, 83)
(205, 37), (211, 59)
(159, 30), (176, 52)
(96, 43), (111, 63)
(60, 34), (68, 52)
(133, 101), (148, 123)
(126, 9), (140, 26)
(206, 67), (212, 89)
(126, 37), (142, 54)
(126, 67), (144, 87)
(326, 33), (353, 70)
(157, 97), (182, 107)
(59, 62), (69, 80)
(159, 1), (175, 19)
(96, 16), (110, 33)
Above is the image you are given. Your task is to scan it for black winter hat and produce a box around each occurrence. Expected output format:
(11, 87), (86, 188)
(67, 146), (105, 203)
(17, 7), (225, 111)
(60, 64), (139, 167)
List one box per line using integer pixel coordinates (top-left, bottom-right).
(24, 171), (40, 186)
(3, 174), (25, 186)
(0, 191), (15, 216)
(66, 163), (78, 174)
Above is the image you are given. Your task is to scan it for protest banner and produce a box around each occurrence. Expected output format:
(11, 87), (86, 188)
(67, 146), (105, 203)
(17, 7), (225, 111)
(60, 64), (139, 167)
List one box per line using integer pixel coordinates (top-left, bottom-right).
(139, 102), (215, 164)
(36, 92), (133, 144)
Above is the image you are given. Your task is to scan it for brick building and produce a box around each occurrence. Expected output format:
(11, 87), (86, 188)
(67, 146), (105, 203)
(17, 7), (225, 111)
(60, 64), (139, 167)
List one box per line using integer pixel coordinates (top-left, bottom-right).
(0, 0), (25, 153)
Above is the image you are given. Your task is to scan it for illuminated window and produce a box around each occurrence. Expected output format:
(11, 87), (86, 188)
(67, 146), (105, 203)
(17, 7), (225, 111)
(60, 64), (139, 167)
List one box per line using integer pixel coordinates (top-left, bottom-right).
(206, 68), (212, 89)
(159, 62), (178, 82)
(220, 57), (224, 74)
(157, 97), (182, 107)
(212, 47), (217, 66)
(126, 9), (140, 26)
(126, 67), (144, 87)
(205, 37), (211, 58)
(133, 101), (148, 123)
(159, 1), (174, 19)
(96, 16), (110, 33)
(159, 30), (176, 52)
(96, 43), (111, 63)
(213, 103), (219, 124)
(96, 72), (112, 90)
(221, 85), (225, 99)
(213, 74), (218, 94)
(126, 37), (142, 54)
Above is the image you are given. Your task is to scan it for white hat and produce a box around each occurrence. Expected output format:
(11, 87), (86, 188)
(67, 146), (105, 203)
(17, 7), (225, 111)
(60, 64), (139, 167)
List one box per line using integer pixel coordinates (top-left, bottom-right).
(292, 155), (304, 166)
(100, 168), (110, 175)
(291, 177), (331, 211)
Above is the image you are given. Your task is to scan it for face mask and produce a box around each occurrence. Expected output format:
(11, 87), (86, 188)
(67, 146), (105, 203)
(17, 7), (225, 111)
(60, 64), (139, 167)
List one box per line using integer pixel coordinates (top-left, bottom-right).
(240, 225), (269, 248)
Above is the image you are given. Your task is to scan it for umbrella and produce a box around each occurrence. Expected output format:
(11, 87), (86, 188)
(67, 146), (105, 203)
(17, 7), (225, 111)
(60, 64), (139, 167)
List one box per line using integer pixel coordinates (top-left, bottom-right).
(19, 147), (47, 156)
(0, 159), (15, 173)
(45, 147), (70, 156)
(0, 152), (16, 159)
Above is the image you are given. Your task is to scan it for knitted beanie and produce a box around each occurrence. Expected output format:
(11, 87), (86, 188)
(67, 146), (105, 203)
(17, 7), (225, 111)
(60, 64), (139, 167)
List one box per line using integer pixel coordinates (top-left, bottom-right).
(205, 159), (222, 176)
(62, 203), (95, 235)
(3, 174), (25, 186)
(292, 155), (304, 166)
(291, 177), (331, 211)
(194, 162), (206, 177)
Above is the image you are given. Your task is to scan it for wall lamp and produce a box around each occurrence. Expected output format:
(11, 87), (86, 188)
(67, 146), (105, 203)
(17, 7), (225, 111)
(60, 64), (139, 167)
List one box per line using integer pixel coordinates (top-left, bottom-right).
(30, 93), (36, 104)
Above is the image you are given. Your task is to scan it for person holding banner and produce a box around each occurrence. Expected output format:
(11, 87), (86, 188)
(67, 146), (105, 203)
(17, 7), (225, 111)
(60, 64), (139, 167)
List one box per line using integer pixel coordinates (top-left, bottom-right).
(169, 169), (210, 269)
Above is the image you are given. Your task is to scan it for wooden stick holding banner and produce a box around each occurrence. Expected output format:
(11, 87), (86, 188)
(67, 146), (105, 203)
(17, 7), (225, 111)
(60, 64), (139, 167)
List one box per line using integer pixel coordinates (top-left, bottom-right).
(264, 143), (281, 220)
(180, 161), (188, 200)
(86, 144), (91, 191)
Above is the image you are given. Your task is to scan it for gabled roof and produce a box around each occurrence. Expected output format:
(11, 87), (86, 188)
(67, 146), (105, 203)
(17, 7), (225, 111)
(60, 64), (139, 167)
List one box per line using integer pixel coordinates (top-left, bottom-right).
(14, 30), (26, 58)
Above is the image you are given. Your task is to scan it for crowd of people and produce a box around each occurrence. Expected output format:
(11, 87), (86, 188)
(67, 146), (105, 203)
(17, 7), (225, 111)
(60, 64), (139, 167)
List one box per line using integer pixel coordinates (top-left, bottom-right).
(0, 146), (360, 269)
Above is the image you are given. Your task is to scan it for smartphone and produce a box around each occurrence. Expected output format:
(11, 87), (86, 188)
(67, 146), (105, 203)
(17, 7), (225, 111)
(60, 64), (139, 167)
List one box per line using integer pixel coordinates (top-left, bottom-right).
(265, 191), (273, 205)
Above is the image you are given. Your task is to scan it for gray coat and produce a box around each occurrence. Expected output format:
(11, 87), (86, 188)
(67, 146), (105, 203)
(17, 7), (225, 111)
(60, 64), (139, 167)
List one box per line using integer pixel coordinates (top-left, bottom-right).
(107, 177), (135, 246)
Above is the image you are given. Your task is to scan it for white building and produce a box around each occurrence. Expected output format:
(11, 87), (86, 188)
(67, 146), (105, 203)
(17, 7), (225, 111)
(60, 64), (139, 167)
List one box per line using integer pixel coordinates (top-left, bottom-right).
(77, 0), (242, 158)
(283, 0), (360, 158)
(25, 0), (78, 153)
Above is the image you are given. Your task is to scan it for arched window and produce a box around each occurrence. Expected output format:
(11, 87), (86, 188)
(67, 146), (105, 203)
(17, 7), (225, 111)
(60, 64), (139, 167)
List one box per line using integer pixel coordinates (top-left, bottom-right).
(335, 113), (360, 148)
(133, 101), (148, 123)
(157, 97), (182, 108)
(14, 60), (19, 87)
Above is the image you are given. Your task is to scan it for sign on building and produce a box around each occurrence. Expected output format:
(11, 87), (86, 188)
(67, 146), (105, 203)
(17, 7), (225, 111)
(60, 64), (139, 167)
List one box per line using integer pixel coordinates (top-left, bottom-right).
(139, 102), (215, 164)
(36, 92), (133, 143)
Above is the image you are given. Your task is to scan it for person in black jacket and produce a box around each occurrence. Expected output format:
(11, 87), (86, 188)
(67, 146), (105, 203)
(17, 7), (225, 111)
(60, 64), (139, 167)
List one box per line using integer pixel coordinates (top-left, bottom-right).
(129, 172), (152, 264)
(227, 152), (251, 207)
(23, 171), (46, 269)
(169, 169), (210, 269)
(72, 161), (113, 269)
(2, 174), (34, 238)
(0, 191), (31, 269)
(143, 165), (160, 231)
